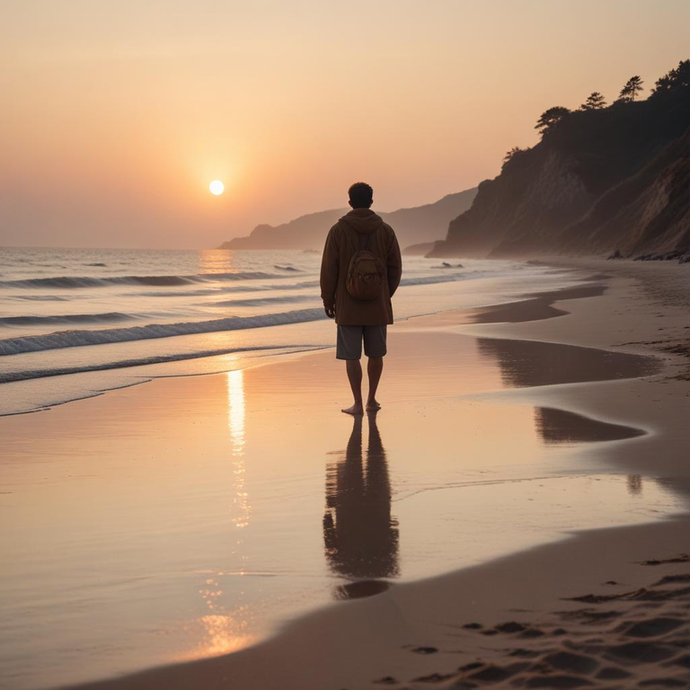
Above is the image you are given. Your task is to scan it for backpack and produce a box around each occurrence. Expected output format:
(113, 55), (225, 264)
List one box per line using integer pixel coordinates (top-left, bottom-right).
(345, 228), (386, 301)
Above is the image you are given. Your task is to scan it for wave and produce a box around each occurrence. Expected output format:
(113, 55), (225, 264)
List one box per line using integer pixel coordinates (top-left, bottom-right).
(138, 280), (321, 298)
(274, 265), (302, 272)
(0, 344), (325, 385)
(214, 295), (316, 307)
(288, 280), (320, 288)
(0, 308), (326, 355)
(0, 312), (136, 327)
(0, 271), (281, 290)
(11, 295), (68, 301)
(128, 287), (228, 298)
(399, 274), (464, 287)
(205, 271), (287, 281)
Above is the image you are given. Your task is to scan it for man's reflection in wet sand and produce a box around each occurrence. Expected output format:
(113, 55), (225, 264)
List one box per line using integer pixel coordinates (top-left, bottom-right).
(627, 474), (643, 495)
(323, 412), (399, 598)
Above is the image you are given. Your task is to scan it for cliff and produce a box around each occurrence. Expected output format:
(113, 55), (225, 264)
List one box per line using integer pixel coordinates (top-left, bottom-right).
(561, 129), (690, 257)
(218, 188), (476, 250)
(430, 60), (690, 260)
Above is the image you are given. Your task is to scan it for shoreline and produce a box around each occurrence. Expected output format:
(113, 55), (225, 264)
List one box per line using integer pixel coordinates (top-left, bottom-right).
(46, 259), (690, 690)
(0, 259), (567, 418)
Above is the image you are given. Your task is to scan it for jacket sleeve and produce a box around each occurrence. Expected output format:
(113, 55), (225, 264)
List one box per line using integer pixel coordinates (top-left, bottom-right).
(387, 229), (402, 297)
(320, 225), (339, 308)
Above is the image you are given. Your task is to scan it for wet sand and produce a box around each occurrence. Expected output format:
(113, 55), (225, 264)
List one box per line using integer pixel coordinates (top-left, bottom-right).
(59, 262), (690, 690)
(2, 261), (689, 690)
(68, 522), (690, 690)
(401, 281), (609, 327)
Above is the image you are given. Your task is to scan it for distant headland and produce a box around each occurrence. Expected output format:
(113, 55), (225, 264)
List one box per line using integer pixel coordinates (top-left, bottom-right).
(217, 188), (477, 253)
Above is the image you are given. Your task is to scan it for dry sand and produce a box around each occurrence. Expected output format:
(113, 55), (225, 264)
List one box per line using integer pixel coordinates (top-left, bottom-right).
(59, 259), (690, 690)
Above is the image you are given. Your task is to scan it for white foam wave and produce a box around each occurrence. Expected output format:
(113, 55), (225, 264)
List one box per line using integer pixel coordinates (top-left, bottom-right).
(0, 271), (281, 289)
(214, 295), (316, 307)
(0, 312), (136, 327)
(400, 274), (464, 287)
(0, 344), (325, 385)
(0, 308), (326, 355)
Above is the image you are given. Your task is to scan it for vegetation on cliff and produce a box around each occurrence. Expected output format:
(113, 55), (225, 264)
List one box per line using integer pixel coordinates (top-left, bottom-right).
(430, 60), (690, 259)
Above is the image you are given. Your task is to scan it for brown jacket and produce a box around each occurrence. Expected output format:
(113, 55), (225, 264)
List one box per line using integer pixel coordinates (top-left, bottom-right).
(320, 208), (402, 326)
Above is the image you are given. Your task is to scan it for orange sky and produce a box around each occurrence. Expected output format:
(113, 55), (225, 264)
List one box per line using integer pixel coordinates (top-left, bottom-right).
(1, 0), (689, 249)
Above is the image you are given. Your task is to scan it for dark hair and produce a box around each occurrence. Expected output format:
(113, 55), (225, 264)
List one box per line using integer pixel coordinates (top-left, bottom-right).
(348, 182), (373, 209)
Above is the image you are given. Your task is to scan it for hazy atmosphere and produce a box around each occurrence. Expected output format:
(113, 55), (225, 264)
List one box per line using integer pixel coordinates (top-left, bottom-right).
(2, 3), (690, 689)
(2, 0), (689, 249)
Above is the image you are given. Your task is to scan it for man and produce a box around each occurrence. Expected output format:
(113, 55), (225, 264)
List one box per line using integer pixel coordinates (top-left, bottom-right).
(320, 182), (402, 415)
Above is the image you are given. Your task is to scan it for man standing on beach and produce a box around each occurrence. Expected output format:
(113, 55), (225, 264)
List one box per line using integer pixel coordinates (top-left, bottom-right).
(320, 182), (402, 415)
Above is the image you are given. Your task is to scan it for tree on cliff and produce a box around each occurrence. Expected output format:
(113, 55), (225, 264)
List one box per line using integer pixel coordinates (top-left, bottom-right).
(652, 59), (690, 94)
(501, 146), (528, 170)
(618, 75), (644, 102)
(580, 92), (607, 110)
(535, 107), (571, 134)
(503, 147), (526, 163)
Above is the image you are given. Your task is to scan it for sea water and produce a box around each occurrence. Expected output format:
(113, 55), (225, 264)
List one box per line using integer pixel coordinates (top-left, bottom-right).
(0, 247), (570, 415)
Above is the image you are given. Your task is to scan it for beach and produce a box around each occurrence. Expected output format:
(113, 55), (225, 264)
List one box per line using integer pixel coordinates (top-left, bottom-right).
(4, 2), (690, 688)
(1, 257), (689, 690)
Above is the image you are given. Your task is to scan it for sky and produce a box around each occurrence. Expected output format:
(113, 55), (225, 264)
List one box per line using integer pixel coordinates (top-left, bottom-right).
(1, 0), (689, 249)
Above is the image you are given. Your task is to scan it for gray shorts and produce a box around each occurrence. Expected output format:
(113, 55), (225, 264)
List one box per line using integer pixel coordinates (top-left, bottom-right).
(336, 325), (387, 360)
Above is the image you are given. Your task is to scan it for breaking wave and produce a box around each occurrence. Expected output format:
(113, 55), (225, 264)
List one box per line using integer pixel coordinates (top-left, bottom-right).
(0, 308), (326, 355)
(399, 273), (466, 287)
(11, 295), (68, 301)
(0, 344), (325, 385)
(213, 295), (316, 308)
(0, 271), (281, 289)
(0, 312), (137, 327)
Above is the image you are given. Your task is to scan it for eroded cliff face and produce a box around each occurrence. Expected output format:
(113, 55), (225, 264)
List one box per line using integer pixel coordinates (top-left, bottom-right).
(430, 86), (690, 260)
(431, 149), (594, 258)
(561, 131), (690, 257)
(490, 151), (592, 257)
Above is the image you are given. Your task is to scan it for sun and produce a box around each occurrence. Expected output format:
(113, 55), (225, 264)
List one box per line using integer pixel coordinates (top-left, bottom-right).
(209, 180), (225, 196)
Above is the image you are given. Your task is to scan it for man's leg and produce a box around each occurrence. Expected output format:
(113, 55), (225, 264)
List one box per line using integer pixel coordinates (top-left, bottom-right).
(337, 325), (364, 415)
(366, 357), (383, 410)
(363, 325), (387, 410)
(342, 359), (364, 415)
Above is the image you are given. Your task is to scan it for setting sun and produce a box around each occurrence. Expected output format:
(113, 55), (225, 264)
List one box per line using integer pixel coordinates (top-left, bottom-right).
(3, 2), (690, 689)
(209, 180), (225, 196)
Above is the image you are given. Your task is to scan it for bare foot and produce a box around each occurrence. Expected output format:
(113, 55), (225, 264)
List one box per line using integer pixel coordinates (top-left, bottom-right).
(341, 404), (364, 415)
(366, 399), (382, 411)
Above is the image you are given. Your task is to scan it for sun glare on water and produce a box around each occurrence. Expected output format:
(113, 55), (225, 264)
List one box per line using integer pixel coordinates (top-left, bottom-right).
(209, 180), (225, 195)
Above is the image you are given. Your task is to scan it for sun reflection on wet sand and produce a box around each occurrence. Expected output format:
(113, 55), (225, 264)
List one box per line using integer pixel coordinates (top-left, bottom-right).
(228, 369), (250, 528)
(190, 369), (253, 660)
(198, 611), (253, 656)
(182, 606), (255, 660)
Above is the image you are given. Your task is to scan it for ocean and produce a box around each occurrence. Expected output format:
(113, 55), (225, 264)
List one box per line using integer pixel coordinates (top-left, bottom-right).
(0, 247), (563, 416)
